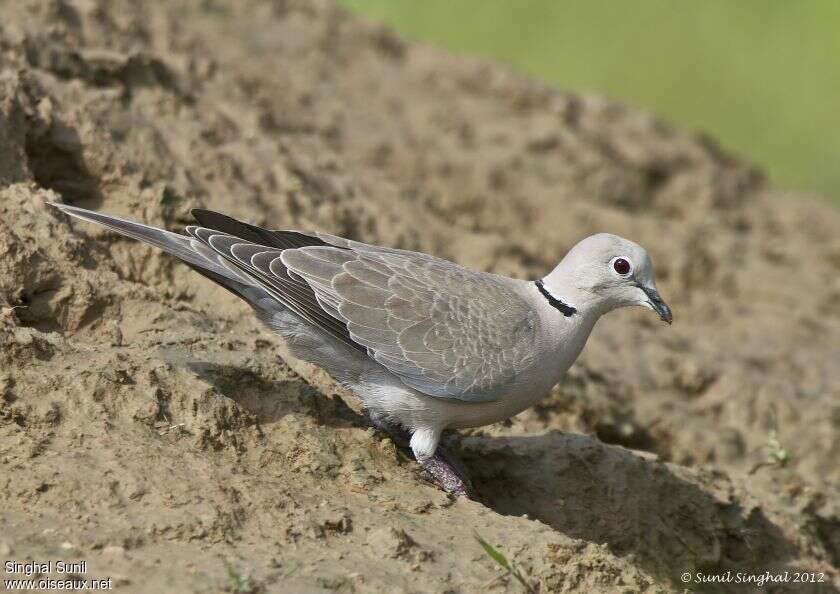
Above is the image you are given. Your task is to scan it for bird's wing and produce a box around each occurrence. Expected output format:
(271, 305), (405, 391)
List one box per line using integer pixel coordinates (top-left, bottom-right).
(279, 243), (538, 402)
(190, 211), (539, 402)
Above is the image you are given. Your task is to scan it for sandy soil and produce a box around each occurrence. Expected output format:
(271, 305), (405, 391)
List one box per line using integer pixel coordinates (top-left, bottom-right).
(1, 1), (838, 592)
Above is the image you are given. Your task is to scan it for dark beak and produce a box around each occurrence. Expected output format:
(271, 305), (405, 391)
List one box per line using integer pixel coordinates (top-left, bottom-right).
(639, 284), (673, 324)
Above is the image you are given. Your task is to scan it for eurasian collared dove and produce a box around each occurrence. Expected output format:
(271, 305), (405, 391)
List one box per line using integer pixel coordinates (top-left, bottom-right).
(48, 203), (672, 497)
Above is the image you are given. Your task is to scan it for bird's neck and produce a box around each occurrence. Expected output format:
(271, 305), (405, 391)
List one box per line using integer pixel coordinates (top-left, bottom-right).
(536, 277), (609, 323)
(535, 287), (601, 388)
(534, 279), (577, 317)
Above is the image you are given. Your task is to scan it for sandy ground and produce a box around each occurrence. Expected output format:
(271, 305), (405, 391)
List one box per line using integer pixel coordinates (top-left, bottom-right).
(1, 1), (838, 592)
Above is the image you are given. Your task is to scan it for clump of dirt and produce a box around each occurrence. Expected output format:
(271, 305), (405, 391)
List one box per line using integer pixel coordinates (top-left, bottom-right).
(1, 1), (838, 592)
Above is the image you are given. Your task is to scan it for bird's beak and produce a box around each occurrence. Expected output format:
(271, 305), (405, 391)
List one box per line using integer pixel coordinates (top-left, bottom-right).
(638, 284), (673, 324)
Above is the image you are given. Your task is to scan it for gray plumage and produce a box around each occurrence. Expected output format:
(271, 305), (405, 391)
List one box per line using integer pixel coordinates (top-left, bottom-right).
(281, 246), (537, 402)
(47, 202), (672, 497)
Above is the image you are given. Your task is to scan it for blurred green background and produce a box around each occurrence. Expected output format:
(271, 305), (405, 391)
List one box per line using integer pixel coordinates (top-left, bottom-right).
(341, 0), (840, 203)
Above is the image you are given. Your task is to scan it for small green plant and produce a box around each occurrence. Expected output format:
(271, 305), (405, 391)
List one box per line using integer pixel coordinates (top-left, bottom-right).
(749, 406), (792, 475)
(283, 560), (299, 578)
(226, 564), (256, 594)
(474, 532), (537, 593)
(749, 428), (790, 475)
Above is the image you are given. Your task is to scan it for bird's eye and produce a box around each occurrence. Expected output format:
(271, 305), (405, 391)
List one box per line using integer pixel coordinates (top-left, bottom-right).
(612, 258), (631, 275)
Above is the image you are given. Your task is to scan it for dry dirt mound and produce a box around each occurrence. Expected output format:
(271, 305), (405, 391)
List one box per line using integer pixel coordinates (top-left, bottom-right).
(1, 1), (838, 592)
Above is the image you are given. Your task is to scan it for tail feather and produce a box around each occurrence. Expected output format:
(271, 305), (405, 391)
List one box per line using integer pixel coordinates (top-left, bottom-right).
(47, 202), (247, 285)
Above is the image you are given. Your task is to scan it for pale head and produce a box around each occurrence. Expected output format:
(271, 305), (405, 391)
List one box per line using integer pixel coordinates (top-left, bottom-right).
(541, 233), (672, 323)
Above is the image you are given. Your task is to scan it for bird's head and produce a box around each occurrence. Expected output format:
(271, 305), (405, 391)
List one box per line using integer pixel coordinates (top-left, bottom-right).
(540, 233), (672, 324)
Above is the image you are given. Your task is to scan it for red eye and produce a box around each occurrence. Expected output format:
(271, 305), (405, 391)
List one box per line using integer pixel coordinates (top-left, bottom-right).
(613, 258), (631, 275)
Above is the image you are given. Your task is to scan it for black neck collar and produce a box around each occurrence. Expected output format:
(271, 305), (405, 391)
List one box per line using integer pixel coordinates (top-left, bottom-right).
(535, 280), (577, 317)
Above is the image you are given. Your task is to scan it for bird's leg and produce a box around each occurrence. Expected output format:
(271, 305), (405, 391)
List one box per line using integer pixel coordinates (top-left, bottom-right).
(366, 413), (473, 498)
(410, 427), (474, 498)
(419, 455), (473, 498)
(433, 440), (472, 488)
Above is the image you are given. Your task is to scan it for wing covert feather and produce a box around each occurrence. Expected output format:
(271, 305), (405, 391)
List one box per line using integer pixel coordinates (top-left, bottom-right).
(282, 245), (537, 402)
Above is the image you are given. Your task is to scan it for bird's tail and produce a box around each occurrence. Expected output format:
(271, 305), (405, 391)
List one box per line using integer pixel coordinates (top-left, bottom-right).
(47, 202), (252, 289)
(47, 202), (369, 353)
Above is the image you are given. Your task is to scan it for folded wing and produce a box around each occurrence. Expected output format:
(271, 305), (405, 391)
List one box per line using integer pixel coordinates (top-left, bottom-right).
(189, 210), (538, 402)
(280, 244), (538, 403)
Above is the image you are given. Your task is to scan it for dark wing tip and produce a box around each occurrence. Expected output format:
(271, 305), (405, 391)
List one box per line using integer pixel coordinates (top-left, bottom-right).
(190, 208), (271, 245)
(191, 208), (237, 228)
(191, 208), (333, 251)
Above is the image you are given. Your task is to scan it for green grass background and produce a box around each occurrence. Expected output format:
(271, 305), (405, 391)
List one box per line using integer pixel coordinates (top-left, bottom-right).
(341, 0), (840, 203)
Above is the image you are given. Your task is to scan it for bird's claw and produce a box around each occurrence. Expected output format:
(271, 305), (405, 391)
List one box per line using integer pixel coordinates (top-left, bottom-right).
(421, 456), (474, 498)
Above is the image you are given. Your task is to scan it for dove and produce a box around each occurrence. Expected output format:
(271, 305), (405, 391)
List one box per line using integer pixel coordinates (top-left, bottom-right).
(47, 202), (672, 497)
